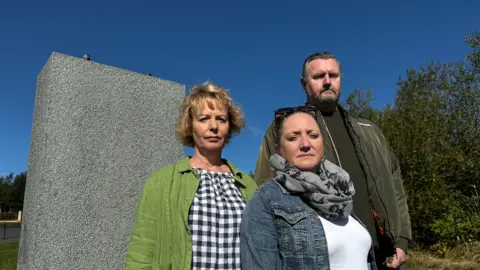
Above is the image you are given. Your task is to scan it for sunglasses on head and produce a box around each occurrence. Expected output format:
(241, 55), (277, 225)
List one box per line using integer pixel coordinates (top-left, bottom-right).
(274, 105), (317, 129)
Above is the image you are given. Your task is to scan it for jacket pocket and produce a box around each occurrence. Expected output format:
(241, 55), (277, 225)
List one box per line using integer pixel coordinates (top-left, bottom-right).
(272, 207), (310, 253)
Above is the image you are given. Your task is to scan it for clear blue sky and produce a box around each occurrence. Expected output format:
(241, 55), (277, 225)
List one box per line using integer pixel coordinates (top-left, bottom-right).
(0, 0), (477, 176)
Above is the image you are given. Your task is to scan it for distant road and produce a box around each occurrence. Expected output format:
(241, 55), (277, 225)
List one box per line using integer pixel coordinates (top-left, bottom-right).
(0, 227), (21, 240)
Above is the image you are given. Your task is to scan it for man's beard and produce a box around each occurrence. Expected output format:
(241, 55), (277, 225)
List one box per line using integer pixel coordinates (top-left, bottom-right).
(311, 88), (340, 112)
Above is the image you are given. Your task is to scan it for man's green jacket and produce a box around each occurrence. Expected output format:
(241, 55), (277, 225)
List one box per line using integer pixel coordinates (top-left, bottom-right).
(124, 156), (257, 270)
(253, 106), (412, 255)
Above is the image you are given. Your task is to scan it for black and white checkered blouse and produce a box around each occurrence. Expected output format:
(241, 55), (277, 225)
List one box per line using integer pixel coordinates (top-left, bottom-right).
(188, 168), (246, 270)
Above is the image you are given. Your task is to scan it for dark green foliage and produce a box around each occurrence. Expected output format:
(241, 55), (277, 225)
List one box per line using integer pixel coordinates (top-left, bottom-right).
(344, 30), (480, 248)
(343, 87), (381, 123)
(0, 171), (26, 214)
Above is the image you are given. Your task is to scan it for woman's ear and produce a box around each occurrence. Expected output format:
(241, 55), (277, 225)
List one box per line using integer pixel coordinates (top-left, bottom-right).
(274, 144), (281, 156)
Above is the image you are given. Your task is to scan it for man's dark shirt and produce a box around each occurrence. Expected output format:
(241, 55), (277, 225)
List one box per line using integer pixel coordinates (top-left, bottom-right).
(322, 110), (379, 247)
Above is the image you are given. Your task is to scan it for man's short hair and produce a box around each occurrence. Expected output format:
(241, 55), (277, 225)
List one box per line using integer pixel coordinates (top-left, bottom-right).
(301, 51), (342, 78)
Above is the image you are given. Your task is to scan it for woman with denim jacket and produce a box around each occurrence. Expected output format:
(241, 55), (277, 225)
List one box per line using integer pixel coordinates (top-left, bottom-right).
(124, 82), (257, 270)
(240, 106), (377, 270)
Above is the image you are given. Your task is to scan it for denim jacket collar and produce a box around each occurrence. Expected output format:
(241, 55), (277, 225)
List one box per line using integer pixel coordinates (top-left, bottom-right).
(272, 179), (290, 194)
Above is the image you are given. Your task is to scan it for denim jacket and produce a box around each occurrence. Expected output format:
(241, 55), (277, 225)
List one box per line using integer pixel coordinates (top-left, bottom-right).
(240, 179), (378, 270)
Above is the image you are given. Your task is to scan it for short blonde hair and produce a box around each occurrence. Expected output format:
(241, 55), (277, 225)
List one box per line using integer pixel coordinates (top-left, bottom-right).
(176, 82), (246, 147)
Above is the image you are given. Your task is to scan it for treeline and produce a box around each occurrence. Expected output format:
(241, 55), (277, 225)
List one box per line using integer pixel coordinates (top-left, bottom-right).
(0, 171), (26, 217)
(343, 30), (480, 250)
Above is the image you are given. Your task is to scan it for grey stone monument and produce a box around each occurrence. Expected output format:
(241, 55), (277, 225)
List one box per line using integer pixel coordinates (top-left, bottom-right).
(17, 52), (185, 269)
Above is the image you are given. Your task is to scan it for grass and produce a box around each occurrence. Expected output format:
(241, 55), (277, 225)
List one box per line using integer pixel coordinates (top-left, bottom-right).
(0, 241), (19, 270)
(1, 222), (21, 228)
(407, 242), (480, 270)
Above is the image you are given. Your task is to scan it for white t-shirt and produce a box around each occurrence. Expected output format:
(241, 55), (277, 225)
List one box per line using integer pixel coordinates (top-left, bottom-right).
(318, 214), (372, 270)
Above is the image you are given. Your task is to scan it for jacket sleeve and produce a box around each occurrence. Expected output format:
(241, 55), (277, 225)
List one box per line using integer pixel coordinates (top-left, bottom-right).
(124, 175), (158, 269)
(240, 189), (282, 269)
(253, 121), (276, 185)
(390, 149), (412, 253)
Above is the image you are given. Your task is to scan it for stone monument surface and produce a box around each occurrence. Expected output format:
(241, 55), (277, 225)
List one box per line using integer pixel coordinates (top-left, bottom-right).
(17, 52), (185, 269)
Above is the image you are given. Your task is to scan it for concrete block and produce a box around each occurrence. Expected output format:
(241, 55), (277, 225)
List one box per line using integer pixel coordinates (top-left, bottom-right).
(17, 52), (185, 270)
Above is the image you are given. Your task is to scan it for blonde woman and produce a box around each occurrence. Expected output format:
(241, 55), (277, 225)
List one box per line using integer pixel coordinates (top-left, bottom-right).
(125, 82), (257, 270)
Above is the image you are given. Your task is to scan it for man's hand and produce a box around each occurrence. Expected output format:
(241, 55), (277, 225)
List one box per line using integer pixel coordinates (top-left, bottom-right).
(386, 248), (407, 269)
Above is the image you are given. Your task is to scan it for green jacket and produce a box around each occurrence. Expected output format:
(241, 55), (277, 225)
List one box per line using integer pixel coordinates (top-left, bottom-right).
(124, 156), (257, 270)
(253, 105), (412, 255)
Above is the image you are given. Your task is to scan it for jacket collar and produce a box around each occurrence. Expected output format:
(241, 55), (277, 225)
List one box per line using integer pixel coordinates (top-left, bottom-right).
(304, 102), (347, 113)
(304, 102), (358, 126)
(272, 179), (290, 194)
(176, 156), (247, 187)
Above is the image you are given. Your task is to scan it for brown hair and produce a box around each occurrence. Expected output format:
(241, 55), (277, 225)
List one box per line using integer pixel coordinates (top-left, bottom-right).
(176, 82), (245, 147)
(301, 51), (342, 78)
(273, 110), (318, 146)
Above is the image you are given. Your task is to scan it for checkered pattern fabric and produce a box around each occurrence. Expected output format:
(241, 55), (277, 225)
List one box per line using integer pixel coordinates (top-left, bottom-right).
(188, 168), (246, 270)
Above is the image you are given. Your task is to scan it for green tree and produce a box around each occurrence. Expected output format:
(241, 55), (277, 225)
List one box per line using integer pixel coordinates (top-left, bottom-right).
(0, 171), (27, 213)
(343, 87), (380, 123)
(343, 29), (480, 248)
(0, 173), (14, 213)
